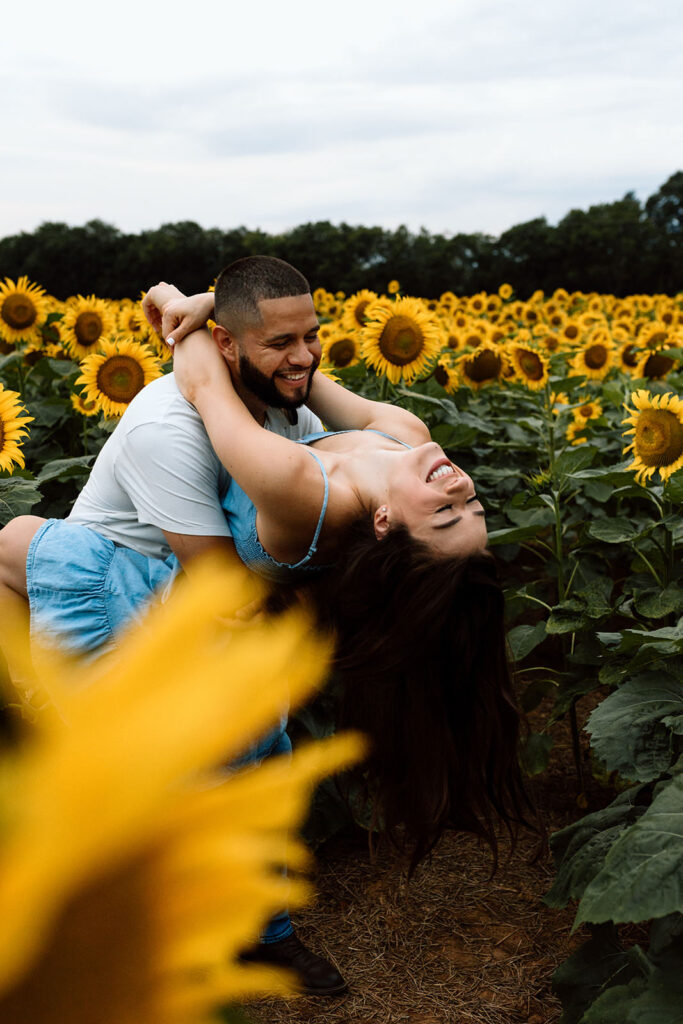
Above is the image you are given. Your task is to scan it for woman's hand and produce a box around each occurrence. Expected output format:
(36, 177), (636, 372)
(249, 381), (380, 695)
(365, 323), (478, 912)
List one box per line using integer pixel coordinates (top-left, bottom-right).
(142, 285), (215, 346)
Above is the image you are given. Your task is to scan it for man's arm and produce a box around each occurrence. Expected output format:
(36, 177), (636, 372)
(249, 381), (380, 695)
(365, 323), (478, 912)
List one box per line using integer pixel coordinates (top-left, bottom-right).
(306, 370), (430, 445)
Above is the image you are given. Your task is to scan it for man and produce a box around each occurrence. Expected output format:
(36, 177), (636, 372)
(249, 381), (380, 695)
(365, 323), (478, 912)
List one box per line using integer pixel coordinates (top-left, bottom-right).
(0, 256), (347, 997)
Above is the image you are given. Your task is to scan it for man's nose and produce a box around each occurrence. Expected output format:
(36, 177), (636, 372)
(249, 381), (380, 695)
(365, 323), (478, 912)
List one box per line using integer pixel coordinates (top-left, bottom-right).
(288, 340), (315, 367)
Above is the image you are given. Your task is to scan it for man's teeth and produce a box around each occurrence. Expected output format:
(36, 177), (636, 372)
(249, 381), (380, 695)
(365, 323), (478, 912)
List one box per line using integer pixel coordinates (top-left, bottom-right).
(427, 465), (455, 483)
(281, 372), (306, 381)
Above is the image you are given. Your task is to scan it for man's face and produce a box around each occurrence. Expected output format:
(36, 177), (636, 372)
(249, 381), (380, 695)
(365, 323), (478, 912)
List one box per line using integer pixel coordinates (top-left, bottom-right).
(232, 294), (322, 410)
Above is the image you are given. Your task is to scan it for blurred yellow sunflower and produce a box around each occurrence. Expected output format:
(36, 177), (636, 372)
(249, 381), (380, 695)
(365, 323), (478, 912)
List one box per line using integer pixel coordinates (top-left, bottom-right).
(0, 555), (363, 1023)
(0, 385), (33, 473)
(561, 321), (582, 346)
(387, 280), (400, 295)
(76, 337), (162, 418)
(572, 397), (603, 424)
(622, 390), (683, 483)
(116, 301), (150, 343)
(566, 420), (588, 446)
(570, 338), (614, 380)
(508, 344), (550, 390)
(439, 315), (461, 350)
(70, 392), (100, 418)
(62, 296), (115, 360)
(361, 297), (442, 385)
(342, 290), (379, 332)
(322, 329), (361, 369)
(434, 356), (459, 394)
(0, 277), (48, 345)
(498, 283), (513, 301)
(617, 341), (641, 376)
(457, 342), (506, 390)
(634, 348), (678, 380)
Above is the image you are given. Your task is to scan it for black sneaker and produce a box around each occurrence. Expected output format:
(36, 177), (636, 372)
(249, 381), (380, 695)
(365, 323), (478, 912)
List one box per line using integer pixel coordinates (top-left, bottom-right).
(240, 931), (348, 997)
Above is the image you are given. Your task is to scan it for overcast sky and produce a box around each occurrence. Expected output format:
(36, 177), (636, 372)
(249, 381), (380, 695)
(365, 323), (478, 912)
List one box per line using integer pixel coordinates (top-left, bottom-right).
(3, 0), (681, 241)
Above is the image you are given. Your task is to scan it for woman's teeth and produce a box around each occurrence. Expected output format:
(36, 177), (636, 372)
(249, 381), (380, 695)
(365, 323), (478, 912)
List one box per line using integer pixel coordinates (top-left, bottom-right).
(427, 465), (455, 483)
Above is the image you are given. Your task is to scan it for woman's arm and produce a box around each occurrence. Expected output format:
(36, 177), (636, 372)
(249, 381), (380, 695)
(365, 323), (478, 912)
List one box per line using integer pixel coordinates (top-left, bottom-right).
(307, 372), (430, 446)
(172, 330), (326, 536)
(142, 285), (215, 345)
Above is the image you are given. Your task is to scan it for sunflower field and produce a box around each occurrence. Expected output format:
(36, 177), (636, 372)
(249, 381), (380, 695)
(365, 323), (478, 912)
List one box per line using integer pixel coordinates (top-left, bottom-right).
(0, 274), (682, 1023)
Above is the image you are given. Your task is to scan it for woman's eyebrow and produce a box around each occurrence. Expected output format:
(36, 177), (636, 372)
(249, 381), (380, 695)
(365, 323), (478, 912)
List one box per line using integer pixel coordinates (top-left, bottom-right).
(434, 510), (486, 531)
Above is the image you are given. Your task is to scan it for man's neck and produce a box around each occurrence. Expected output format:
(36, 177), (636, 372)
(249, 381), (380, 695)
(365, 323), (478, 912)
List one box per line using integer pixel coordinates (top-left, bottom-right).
(231, 376), (268, 426)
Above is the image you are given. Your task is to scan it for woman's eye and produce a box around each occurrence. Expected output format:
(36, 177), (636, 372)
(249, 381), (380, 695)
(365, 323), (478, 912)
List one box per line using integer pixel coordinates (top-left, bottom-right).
(435, 504), (452, 513)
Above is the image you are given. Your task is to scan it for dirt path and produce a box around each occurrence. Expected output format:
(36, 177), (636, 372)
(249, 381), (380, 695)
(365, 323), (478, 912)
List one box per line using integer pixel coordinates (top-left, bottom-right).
(244, 698), (605, 1023)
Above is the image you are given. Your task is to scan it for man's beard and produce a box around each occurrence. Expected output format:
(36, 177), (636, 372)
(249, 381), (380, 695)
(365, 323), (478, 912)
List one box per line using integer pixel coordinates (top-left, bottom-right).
(238, 351), (318, 411)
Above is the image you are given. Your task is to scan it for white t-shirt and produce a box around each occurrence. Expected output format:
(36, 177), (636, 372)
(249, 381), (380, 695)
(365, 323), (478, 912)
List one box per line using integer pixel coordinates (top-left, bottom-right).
(68, 373), (323, 561)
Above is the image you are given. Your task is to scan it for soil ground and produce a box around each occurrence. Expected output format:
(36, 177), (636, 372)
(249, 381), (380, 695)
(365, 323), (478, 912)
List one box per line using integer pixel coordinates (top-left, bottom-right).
(242, 695), (612, 1024)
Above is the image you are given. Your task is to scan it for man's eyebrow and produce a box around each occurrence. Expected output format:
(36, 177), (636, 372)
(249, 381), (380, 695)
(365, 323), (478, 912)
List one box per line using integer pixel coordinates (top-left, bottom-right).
(434, 510), (486, 531)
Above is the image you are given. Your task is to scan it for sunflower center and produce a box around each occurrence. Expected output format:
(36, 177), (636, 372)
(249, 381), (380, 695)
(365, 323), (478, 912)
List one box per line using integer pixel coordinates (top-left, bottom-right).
(378, 317), (424, 365)
(75, 312), (104, 346)
(642, 353), (675, 378)
(353, 300), (370, 327)
(579, 404), (595, 418)
(2, 293), (37, 330)
(434, 365), (450, 387)
(647, 331), (668, 348)
(96, 356), (145, 404)
(543, 335), (560, 351)
(622, 344), (639, 367)
(519, 351), (544, 380)
(328, 339), (356, 367)
(466, 349), (501, 382)
(564, 325), (579, 339)
(584, 344), (608, 368)
(634, 409), (683, 467)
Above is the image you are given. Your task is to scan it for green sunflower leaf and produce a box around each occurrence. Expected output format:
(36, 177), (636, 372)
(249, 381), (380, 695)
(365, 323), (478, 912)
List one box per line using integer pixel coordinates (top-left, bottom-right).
(576, 775), (683, 925)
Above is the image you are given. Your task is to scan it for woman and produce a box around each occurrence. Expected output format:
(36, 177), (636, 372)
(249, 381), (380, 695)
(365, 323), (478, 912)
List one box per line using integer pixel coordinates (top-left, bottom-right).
(158, 287), (535, 873)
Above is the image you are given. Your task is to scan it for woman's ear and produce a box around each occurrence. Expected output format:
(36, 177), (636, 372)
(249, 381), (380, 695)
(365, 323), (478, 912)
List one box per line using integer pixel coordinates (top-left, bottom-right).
(373, 505), (391, 540)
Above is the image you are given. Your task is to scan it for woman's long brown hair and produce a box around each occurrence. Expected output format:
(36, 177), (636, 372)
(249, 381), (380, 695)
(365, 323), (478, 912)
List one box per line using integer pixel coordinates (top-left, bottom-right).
(302, 518), (537, 875)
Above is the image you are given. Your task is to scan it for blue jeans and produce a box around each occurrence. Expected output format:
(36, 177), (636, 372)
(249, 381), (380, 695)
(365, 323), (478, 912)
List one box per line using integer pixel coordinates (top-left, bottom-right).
(27, 518), (294, 944)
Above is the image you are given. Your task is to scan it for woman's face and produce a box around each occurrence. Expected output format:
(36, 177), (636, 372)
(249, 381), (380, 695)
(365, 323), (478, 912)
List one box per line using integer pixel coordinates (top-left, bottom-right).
(379, 442), (488, 558)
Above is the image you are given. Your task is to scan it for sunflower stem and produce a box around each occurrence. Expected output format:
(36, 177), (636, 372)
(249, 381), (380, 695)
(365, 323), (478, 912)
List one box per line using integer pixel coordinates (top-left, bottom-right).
(632, 545), (663, 586)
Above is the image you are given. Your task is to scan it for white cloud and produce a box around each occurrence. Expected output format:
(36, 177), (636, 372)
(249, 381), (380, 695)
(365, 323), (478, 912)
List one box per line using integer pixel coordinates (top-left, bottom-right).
(1, 0), (681, 239)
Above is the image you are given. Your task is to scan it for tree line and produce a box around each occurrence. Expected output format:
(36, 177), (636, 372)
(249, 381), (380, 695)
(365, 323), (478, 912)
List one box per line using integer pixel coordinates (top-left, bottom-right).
(1, 173), (681, 300)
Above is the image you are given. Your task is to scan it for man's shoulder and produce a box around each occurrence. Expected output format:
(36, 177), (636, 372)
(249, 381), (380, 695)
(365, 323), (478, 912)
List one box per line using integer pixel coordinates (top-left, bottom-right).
(120, 373), (202, 430)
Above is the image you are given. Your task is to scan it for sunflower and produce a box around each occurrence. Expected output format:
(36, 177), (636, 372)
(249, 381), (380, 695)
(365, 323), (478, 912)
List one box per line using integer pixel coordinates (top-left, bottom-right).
(360, 297), (443, 385)
(566, 420), (588, 446)
(561, 321), (583, 346)
(536, 332), (562, 355)
(498, 283), (513, 301)
(342, 290), (379, 332)
(0, 276), (48, 345)
(116, 301), (150, 343)
(70, 392), (101, 418)
(0, 385), (33, 472)
(438, 315), (462, 350)
(570, 338), (614, 380)
(457, 341), (506, 390)
(617, 341), (642, 376)
(76, 337), (162, 418)
(572, 397), (603, 424)
(322, 329), (361, 369)
(622, 390), (683, 484)
(0, 555), (363, 1021)
(508, 344), (550, 390)
(435, 354), (459, 394)
(634, 348), (678, 380)
(387, 280), (400, 295)
(62, 296), (115, 360)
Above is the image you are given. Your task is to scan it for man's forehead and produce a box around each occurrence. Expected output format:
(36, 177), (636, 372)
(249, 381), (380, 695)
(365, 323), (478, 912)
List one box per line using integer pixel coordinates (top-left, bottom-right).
(256, 293), (316, 324)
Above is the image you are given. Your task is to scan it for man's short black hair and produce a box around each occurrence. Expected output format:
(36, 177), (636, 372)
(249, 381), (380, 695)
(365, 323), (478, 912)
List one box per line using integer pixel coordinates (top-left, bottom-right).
(214, 256), (311, 335)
